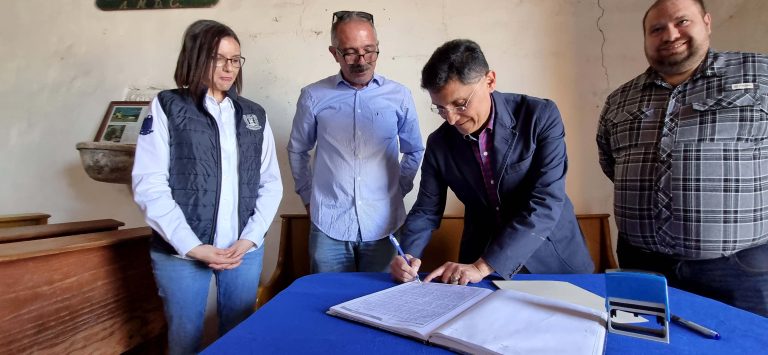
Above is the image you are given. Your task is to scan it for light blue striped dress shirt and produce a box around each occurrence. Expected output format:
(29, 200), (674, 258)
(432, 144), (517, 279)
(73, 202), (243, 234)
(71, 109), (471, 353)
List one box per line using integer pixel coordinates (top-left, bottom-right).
(287, 73), (424, 242)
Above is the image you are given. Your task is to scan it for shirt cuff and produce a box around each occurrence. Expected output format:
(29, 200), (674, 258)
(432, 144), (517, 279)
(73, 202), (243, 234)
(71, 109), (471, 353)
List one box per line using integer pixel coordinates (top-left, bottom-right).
(299, 189), (312, 206)
(240, 224), (266, 249)
(173, 238), (204, 258)
(240, 235), (263, 250)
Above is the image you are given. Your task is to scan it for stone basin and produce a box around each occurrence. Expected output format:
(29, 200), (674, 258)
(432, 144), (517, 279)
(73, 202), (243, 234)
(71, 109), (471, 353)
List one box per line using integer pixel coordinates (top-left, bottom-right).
(76, 142), (135, 184)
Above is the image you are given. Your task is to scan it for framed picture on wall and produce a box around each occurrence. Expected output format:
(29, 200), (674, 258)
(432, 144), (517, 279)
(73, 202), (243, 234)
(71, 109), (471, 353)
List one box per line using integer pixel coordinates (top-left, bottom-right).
(95, 101), (150, 144)
(96, 0), (219, 11)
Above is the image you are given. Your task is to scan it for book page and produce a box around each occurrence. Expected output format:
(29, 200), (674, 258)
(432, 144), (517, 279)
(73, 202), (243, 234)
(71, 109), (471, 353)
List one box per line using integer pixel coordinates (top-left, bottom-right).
(327, 282), (492, 339)
(493, 280), (646, 324)
(493, 280), (604, 310)
(430, 289), (607, 355)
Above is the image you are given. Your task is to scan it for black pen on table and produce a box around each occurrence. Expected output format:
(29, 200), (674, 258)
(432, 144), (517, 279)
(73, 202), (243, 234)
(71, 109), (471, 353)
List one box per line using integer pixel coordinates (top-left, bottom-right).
(671, 314), (721, 340)
(387, 234), (421, 283)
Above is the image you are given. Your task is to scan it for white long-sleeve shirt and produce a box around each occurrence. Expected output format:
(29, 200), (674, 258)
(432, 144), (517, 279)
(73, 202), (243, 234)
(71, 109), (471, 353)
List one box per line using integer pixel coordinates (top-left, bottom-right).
(132, 94), (282, 257)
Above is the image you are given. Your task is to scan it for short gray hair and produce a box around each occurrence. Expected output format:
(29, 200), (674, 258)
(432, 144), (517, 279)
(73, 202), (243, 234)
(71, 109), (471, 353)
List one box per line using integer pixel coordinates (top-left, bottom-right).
(330, 11), (376, 47)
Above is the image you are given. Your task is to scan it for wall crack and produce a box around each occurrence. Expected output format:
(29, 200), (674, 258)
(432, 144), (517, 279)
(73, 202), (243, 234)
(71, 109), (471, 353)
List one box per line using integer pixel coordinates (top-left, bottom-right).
(596, 0), (610, 89)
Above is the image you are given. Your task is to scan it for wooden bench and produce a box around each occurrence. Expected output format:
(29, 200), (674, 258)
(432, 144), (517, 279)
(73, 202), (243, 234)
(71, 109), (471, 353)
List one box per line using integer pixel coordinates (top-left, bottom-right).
(0, 219), (125, 244)
(0, 213), (50, 228)
(0, 227), (165, 354)
(257, 214), (618, 307)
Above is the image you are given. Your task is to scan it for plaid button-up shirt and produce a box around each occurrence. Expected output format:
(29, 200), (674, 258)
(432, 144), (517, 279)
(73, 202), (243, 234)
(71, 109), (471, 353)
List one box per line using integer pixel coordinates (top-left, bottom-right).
(597, 50), (768, 259)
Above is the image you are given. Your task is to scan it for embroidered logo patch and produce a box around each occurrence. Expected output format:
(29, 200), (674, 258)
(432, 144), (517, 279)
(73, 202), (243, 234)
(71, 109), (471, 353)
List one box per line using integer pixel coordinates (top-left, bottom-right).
(139, 115), (154, 135)
(243, 114), (262, 131)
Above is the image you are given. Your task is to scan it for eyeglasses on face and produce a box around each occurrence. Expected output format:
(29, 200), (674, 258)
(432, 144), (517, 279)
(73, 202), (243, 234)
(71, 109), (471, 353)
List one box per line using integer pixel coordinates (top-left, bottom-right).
(332, 10), (374, 25)
(334, 48), (379, 65)
(430, 79), (485, 116)
(214, 55), (245, 68)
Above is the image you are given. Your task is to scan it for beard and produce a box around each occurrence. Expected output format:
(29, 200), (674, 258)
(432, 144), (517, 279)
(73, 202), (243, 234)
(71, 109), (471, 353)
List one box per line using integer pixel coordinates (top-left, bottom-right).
(646, 38), (707, 77)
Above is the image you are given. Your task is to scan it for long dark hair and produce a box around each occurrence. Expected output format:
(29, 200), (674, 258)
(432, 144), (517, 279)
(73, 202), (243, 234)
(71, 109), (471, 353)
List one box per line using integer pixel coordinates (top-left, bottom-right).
(174, 19), (243, 100)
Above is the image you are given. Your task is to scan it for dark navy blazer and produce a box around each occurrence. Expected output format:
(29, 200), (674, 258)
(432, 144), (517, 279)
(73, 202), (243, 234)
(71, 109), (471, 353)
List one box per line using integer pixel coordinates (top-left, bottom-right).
(400, 91), (594, 279)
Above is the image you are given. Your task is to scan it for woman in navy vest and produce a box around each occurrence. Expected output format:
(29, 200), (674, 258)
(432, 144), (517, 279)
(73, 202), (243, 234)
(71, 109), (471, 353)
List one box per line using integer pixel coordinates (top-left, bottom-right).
(132, 20), (282, 354)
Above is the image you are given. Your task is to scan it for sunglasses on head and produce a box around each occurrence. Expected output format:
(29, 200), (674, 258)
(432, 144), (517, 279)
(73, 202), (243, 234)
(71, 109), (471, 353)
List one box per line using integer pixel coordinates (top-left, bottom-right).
(332, 11), (374, 25)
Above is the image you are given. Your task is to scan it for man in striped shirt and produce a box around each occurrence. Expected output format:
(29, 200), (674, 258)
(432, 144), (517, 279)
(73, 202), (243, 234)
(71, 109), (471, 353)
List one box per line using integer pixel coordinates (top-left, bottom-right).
(597, 0), (768, 316)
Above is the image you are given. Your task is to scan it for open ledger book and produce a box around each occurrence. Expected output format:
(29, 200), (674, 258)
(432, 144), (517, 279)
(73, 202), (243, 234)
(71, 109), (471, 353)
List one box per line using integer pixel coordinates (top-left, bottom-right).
(327, 281), (607, 354)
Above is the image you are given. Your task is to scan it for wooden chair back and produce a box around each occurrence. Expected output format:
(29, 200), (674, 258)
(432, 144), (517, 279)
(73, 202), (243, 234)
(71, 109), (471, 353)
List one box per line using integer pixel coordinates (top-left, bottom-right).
(257, 213), (617, 307)
(397, 214), (618, 272)
(576, 214), (618, 273)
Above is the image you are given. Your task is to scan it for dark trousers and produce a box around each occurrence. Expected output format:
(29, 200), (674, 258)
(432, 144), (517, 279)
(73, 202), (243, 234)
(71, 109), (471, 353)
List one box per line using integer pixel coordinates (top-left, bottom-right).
(617, 238), (768, 317)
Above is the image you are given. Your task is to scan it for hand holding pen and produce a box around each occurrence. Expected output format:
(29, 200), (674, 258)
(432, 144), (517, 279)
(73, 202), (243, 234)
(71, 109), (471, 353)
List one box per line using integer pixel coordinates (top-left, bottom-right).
(388, 234), (421, 283)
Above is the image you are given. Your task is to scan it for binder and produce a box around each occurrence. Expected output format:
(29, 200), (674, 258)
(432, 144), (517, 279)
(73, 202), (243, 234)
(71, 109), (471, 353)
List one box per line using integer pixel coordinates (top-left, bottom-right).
(327, 281), (607, 354)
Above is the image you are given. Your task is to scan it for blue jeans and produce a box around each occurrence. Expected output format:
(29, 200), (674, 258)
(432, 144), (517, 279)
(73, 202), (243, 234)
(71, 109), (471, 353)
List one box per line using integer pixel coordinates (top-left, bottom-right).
(150, 246), (264, 354)
(617, 239), (768, 317)
(308, 223), (395, 273)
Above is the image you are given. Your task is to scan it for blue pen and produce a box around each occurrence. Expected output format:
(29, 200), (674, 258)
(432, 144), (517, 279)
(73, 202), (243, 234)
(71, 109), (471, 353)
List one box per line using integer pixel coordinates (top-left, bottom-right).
(388, 234), (421, 283)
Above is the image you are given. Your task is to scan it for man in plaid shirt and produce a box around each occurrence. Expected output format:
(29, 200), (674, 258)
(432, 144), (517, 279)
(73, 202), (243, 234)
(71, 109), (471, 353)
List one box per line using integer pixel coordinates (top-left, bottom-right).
(597, 0), (768, 317)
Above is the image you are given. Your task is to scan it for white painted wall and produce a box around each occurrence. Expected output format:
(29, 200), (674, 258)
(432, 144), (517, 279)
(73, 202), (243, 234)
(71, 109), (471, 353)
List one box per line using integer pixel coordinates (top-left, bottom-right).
(2, 0), (767, 284)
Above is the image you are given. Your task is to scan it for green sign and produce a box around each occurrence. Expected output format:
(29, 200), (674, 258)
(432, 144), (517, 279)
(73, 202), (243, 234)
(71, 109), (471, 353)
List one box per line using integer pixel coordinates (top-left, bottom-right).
(96, 0), (218, 10)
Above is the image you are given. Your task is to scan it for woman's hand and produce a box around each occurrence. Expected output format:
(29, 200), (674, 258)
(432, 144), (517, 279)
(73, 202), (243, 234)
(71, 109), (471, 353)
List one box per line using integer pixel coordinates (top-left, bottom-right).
(186, 244), (242, 270)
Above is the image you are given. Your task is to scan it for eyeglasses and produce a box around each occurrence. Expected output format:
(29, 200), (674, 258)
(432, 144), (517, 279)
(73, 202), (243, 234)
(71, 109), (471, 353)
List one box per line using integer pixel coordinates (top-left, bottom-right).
(214, 55), (245, 68)
(430, 79), (484, 116)
(334, 48), (379, 65)
(332, 11), (374, 25)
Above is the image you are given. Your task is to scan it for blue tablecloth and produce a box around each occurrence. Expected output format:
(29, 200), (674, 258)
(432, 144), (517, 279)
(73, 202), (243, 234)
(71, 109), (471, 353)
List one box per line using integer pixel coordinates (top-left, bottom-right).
(203, 273), (767, 354)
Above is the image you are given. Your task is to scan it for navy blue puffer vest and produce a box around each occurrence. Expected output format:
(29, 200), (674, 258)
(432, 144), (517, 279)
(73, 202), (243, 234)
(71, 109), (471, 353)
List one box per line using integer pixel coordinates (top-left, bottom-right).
(152, 88), (266, 255)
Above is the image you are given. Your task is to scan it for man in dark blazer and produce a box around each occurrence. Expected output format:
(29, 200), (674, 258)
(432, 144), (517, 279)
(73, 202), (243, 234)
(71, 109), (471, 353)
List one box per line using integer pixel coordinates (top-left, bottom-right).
(390, 39), (594, 284)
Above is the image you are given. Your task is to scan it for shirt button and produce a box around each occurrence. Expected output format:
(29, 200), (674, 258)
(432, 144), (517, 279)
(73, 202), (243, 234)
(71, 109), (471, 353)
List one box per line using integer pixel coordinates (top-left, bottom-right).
(495, 207), (500, 211)
(490, 179), (495, 184)
(483, 151), (488, 156)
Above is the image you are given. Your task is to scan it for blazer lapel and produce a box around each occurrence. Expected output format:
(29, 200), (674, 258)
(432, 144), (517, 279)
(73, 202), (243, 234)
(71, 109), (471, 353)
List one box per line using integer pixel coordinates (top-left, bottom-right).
(492, 92), (518, 180)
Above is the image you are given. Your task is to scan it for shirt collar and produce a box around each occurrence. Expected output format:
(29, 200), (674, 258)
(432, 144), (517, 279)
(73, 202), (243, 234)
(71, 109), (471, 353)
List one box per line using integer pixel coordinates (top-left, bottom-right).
(198, 85), (237, 106)
(334, 72), (383, 89)
(463, 93), (495, 141)
(640, 49), (720, 88)
(204, 93), (233, 109)
(700, 49), (725, 77)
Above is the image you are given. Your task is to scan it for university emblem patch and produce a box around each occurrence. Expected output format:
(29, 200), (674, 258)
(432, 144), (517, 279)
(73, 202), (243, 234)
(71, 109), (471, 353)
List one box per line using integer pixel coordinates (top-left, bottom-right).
(243, 114), (262, 131)
(139, 115), (154, 135)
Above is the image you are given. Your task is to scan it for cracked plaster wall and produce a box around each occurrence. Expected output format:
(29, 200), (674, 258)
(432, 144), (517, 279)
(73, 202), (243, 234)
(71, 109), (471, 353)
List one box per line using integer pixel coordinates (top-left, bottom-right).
(2, 0), (767, 283)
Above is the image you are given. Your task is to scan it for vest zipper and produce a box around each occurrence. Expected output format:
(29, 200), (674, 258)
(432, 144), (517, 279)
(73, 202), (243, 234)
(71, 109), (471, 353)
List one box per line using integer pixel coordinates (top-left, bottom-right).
(207, 109), (222, 246)
(233, 102), (242, 239)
